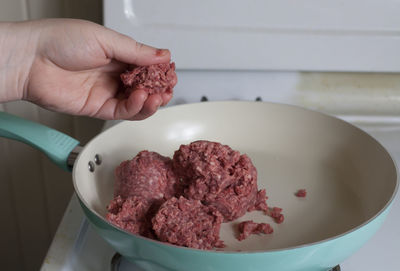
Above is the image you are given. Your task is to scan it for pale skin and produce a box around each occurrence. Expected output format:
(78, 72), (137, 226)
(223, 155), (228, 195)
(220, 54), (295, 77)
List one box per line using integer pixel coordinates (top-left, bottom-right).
(0, 18), (175, 120)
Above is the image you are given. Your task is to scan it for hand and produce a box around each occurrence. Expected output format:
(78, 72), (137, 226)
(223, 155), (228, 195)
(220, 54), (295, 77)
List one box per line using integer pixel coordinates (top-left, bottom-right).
(0, 19), (175, 120)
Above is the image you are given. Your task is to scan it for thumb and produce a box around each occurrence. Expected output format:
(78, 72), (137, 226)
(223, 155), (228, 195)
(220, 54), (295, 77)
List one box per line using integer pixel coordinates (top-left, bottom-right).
(98, 28), (171, 65)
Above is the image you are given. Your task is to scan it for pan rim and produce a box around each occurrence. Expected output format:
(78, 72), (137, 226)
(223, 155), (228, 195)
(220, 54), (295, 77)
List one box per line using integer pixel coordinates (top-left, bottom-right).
(72, 100), (399, 254)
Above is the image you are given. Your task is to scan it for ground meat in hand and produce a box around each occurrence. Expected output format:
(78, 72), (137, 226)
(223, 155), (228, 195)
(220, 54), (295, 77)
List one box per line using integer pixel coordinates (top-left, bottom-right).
(120, 62), (177, 95)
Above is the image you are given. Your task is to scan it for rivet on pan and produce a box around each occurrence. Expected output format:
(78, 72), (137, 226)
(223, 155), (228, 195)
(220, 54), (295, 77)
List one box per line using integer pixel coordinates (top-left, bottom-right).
(88, 161), (95, 172)
(94, 154), (102, 165)
(255, 96), (262, 102)
(111, 253), (122, 271)
(201, 96), (208, 102)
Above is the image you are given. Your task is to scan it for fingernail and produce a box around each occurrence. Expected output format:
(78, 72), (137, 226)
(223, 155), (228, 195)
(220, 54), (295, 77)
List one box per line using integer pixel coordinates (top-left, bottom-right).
(155, 49), (169, 57)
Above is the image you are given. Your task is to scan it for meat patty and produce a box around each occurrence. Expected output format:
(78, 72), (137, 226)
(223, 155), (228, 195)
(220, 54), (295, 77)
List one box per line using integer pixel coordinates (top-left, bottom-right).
(237, 220), (273, 241)
(120, 62), (177, 95)
(114, 151), (178, 201)
(152, 196), (224, 249)
(173, 140), (259, 221)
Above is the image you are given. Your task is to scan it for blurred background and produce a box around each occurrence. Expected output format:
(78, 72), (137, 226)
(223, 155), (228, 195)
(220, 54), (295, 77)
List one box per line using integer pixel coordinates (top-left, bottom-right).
(0, 1), (104, 270)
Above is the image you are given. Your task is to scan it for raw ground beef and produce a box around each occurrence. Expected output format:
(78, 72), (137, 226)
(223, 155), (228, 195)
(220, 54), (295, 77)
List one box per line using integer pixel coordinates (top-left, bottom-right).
(106, 195), (156, 238)
(237, 220), (273, 241)
(120, 62), (177, 95)
(106, 140), (280, 249)
(295, 189), (307, 198)
(173, 141), (260, 221)
(114, 151), (178, 201)
(248, 189), (269, 213)
(269, 207), (285, 224)
(152, 196), (224, 249)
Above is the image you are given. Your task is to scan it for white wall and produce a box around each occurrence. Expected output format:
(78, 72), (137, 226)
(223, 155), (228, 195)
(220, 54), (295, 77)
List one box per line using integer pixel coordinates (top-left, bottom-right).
(0, 1), (103, 270)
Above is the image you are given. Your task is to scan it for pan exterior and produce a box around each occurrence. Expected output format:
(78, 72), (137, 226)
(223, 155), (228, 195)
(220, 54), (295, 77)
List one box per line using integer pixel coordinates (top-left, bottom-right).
(80, 199), (391, 271)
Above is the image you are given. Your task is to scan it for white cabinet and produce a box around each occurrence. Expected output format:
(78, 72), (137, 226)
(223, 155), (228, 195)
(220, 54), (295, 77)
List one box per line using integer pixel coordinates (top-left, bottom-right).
(105, 0), (400, 72)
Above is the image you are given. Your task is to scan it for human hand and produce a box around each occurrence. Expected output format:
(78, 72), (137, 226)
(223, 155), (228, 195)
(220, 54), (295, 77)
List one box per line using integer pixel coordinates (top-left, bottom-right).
(0, 19), (176, 120)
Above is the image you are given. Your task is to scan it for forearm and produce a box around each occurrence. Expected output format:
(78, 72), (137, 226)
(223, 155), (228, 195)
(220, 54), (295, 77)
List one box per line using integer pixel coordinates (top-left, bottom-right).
(0, 21), (38, 103)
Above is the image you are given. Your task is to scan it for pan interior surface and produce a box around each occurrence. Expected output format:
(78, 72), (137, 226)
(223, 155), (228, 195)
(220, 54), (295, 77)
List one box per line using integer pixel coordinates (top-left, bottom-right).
(73, 101), (397, 252)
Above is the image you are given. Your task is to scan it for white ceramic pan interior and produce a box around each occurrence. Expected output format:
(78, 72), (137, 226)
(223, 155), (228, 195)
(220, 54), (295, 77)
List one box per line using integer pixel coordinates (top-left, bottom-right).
(73, 101), (397, 251)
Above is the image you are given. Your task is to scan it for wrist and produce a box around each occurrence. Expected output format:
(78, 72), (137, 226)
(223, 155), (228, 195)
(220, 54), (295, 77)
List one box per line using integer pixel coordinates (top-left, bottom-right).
(0, 21), (39, 103)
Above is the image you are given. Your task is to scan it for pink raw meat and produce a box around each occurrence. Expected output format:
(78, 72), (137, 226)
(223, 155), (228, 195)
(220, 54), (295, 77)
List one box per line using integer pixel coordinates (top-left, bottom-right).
(173, 140), (260, 221)
(120, 62), (177, 95)
(152, 196), (224, 249)
(237, 220), (273, 241)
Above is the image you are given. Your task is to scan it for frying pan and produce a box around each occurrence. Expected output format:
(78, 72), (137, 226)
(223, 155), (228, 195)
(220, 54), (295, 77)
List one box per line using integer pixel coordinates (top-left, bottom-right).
(0, 101), (397, 271)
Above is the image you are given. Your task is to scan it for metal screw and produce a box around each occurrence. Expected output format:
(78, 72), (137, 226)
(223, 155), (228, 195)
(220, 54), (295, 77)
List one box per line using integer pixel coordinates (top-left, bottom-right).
(201, 96), (208, 102)
(111, 253), (122, 271)
(94, 154), (102, 165)
(88, 161), (95, 172)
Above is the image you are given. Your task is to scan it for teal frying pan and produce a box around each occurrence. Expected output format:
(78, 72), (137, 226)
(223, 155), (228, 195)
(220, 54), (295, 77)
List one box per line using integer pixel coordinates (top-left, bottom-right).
(0, 101), (397, 271)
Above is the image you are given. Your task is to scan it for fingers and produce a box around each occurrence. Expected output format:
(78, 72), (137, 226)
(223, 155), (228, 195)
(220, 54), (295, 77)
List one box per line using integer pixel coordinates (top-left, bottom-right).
(130, 94), (163, 120)
(160, 92), (173, 106)
(95, 89), (147, 120)
(94, 89), (164, 120)
(99, 28), (171, 66)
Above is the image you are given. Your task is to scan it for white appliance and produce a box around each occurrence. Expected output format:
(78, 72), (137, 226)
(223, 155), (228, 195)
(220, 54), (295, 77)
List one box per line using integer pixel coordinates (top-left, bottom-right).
(41, 1), (400, 270)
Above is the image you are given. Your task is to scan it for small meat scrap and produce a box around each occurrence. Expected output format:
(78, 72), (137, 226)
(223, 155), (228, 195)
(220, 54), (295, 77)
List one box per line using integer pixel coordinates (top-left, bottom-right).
(269, 207), (284, 224)
(120, 62), (177, 95)
(173, 140), (259, 221)
(295, 189), (307, 198)
(248, 189), (269, 213)
(106, 195), (156, 238)
(238, 220), (273, 241)
(152, 196), (224, 250)
(114, 151), (178, 201)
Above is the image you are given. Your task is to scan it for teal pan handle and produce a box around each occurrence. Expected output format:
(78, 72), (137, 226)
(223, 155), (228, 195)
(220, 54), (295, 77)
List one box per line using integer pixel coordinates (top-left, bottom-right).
(0, 111), (80, 171)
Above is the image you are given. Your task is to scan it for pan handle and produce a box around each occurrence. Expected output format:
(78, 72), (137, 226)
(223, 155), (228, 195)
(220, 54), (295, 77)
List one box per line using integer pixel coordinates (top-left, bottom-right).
(0, 111), (80, 171)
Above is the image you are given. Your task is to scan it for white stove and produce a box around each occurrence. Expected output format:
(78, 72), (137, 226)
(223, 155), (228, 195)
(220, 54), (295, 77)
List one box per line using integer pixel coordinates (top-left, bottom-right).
(41, 1), (400, 270)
